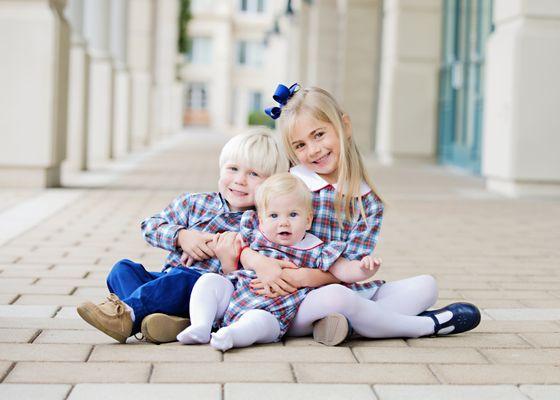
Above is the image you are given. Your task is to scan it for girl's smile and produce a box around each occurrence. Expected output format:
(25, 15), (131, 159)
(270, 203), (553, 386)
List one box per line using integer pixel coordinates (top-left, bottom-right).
(290, 113), (341, 184)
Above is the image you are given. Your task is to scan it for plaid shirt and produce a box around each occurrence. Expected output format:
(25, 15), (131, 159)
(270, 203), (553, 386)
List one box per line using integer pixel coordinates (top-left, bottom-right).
(221, 210), (347, 337)
(291, 165), (385, 295)
(140, 192), (245, 274)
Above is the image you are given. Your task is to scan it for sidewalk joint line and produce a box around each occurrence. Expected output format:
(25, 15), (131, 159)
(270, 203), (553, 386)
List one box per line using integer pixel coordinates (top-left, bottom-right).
(0, 361), (15, 383)
(9, 294), (20, 305)
(427, 363), (445, 384)
(63, 384), (75, 400)
(147, 363), (154, 383)
(289, 362), (297, 382)
(28, 329), (42, 344)
(84, 345), (95, 362)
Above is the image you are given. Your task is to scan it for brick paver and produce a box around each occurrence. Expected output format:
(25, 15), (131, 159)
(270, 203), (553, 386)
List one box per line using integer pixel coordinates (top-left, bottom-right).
(0, 130), (559, 398)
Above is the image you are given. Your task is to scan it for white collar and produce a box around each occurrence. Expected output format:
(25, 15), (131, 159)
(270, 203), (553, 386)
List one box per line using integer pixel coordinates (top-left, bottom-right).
(290, 232), (323, 250)
(290, 164), (371, 196)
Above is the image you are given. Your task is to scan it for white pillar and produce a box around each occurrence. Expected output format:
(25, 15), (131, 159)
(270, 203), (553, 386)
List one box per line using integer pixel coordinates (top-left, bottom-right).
(128, 0), (153, 148)
(110, 0), (131, 158)
(64, 0), (89, 170)
(375, 0), (442, 162)
(211, 16), (233, 131)
(151, 0), (182, 140)
(0, 0), (70, 187)
(83, 0), (114, 163)
(339, 0), (382, 154)
(306, 0), (339, 95)
(482, 0), (560, 197)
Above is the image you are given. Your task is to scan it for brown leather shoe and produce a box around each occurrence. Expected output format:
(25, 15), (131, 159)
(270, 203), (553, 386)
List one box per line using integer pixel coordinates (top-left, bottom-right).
(77, 294), (133, 343)
(313, 313), (350, 346)
(141, 313), (190, 344)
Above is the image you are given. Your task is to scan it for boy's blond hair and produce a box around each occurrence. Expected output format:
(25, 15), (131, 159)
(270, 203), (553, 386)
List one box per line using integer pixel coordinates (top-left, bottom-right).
(277, 87), (382, 224)
(255, 173), (313, 217)
(219, 128), (289, 176)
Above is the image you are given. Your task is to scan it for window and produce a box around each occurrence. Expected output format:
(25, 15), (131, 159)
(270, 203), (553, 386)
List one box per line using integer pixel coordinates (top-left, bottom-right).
(250, 91), (262, 112)
(237, 40), (263, 67)
(186, 83), (208, 110)
(239, 0), (266, 13)
(186, 37), (212, 65)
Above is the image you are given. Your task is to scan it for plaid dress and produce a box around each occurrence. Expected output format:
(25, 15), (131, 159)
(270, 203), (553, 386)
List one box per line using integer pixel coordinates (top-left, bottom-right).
(221, 210), (347, 337)
(140, 192), (245, 275)
(291, 165), (385, 297)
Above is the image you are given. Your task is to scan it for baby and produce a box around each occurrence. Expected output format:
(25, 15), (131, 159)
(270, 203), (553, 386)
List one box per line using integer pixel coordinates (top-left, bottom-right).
(176, 173), (382, 351)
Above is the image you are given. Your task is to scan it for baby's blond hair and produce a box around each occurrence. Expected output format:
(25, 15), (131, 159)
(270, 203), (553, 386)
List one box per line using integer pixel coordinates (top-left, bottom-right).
(255, 173), (313, 217)
(219, 128), (289, 176)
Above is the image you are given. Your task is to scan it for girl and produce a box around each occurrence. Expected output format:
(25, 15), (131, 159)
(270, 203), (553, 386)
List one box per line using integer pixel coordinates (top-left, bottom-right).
(176, 173), (381, 351)
(242, 84), (481, 345)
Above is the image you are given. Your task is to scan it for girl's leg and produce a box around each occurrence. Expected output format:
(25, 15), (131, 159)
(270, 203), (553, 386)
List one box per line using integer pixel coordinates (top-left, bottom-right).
(177, 273), (234, 344)
(372, 275), (438, 315)
(288, 284), (434, 338)
(210, 309), (281, 351)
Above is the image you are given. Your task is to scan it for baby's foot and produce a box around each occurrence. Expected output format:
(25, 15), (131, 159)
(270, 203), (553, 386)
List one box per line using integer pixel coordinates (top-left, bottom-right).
(210, 328), (233, 352)
(176, 324), (211, 344)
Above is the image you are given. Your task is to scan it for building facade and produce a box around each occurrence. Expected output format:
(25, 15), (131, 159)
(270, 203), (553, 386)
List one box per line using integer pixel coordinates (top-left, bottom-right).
(289, 0), (560, 197)
(0, 0), (183, 187)
(180, 0), (291, 131)
(0, 0), (558, 196)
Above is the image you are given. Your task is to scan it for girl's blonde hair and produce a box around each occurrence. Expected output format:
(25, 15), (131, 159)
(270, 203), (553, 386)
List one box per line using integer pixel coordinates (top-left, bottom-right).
(219, 128), (290, 176)
(277, 86), (382, 224)
(255, 173), (313, 217)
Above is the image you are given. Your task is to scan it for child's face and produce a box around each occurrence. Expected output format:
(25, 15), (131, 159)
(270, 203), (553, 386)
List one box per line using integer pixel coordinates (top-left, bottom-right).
(258, 193), (312, 247)
(290, 113), (341, 184)
(219, 161), (268, 212)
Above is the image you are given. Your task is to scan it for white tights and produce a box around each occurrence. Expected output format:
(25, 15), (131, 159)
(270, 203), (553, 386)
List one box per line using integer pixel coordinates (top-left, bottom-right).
(288, 275), (439, 338)
(177, 273), (280, 351)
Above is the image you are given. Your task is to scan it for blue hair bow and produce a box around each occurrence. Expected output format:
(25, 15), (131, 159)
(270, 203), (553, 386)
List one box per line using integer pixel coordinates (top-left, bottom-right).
(264, 83), (300, 120)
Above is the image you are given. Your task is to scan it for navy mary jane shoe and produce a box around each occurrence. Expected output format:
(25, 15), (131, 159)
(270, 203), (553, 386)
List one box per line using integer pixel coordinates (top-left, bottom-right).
(420, 302), (481, 336)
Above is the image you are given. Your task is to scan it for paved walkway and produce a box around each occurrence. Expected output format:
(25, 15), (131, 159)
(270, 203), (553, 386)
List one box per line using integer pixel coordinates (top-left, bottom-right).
(0, 130), (559, 399)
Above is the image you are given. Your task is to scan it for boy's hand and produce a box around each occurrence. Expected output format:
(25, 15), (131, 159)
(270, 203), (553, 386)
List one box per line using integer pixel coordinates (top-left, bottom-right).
(213, 232), (243, 274)
(250, 259), (298, 298)
(360, 256), (381, 274)
(177, 229), (215, 265)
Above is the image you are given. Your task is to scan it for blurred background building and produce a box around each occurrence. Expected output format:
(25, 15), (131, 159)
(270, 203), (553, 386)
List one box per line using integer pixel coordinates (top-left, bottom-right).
(0, 0), (558, 197)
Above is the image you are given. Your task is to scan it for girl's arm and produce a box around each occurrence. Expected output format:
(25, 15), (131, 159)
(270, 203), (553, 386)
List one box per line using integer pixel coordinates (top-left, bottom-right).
(328, 256), (380, 283)
(240, 248), (298, 295)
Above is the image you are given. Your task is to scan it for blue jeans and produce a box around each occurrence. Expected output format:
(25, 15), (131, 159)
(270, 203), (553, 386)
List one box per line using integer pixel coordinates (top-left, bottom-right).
(106, 259), (202, 333)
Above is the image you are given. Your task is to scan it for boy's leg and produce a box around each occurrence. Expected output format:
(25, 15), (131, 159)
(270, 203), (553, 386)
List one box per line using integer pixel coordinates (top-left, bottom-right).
(210, 309), (281, 352)
(121, 267), (202, 334)
(177, 273), (234, 344)
(78, 266), (202, 342)
(106, 259), (161, 299)
(77, 259), (161, 343)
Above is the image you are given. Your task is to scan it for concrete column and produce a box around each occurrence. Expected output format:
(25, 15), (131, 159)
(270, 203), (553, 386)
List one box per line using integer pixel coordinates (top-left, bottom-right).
(110, 0), (131, 158)
(151, 0), (182, 140)
(0, 0), (70, 187)
(128, 0), (153, 148)
(306, 0), (339, 95)
(286, 0), (309, 84)
(375, 0), (442, 162)
(64, 0), (89, 170)
(211, 17), (233, 131)
(482, 0), (560, 197)
(83, 0), (114, 163)
(339, 0), (382, 154)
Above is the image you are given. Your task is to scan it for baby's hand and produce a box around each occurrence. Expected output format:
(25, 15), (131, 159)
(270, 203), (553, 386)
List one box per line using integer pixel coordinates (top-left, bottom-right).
(360, 256), (381, 275)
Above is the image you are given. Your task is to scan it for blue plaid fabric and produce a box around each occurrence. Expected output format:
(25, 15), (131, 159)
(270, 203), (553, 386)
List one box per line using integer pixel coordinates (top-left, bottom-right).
(221, 211), (347, 337)
(291, 165), (385, 294)
(140, 192), (245, 274)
